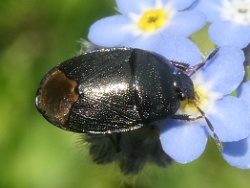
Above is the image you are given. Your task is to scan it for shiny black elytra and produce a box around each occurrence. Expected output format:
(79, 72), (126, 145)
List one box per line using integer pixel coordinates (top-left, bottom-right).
(36, 47), (195, 134)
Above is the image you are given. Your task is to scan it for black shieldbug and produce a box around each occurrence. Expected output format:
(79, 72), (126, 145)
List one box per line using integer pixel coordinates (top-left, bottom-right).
(36, 47), (219, 174)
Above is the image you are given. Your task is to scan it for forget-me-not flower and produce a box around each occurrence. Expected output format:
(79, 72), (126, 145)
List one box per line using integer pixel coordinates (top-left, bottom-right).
(194, 0), (250, 48)
(160, 46), (250, 163)
(88, 0), (206, 61)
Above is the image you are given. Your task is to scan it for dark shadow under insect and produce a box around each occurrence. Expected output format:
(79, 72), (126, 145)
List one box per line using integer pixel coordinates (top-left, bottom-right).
(85, 125), (172, 175)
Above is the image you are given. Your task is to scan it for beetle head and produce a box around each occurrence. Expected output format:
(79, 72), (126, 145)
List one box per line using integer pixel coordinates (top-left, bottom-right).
(174, 72), (194, 101)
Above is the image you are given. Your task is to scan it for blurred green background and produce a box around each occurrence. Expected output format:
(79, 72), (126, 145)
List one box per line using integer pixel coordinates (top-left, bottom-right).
(1, 0), (250, 187)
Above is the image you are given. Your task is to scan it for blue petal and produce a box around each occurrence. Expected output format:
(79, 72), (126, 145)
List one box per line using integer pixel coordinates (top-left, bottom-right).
(164, 0), (196, 10)
(209, 21), (250, 48)
(202, 46), (245, 95)
(160, 120), (208, 163)
(116, 0), (197, 14)
(88, 15), (133, 47)
(164, 11), (206, 37)
(223, 137), (250, 169)
(206, 96), (250, 142)
(238, 81), (250, 102)
(123, 35), (202, 65)
(223, 81), (250, 168)
(155, 36), (202, 65)
(116, 0), (155, 15)
(193, 0), (223, 22)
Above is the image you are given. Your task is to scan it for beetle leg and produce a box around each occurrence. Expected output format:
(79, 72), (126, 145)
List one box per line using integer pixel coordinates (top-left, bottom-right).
(171, 114), (203, 121)
(170, 61), (191, 72)
(195, 106), (223, 151)
(171, 47), (220, 76)
(171, 109), (223, 151)
(189, 47), (220, 76)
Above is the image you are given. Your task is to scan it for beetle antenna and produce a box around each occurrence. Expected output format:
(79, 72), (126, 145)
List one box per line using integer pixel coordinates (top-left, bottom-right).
(195, 106), (223, 151)
(189, 47), (220, 77)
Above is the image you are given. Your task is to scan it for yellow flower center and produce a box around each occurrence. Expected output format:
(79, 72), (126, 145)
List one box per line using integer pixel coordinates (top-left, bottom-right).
(180, 86), (208, 115)
(139, 9), (168, 32)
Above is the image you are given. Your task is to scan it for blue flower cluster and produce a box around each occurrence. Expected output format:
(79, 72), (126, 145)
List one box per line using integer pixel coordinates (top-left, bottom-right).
(88, 0), (205, 63)
(194, 0), (250, 48)
(87, 0), (250, 169)
(160, 46), (249, 164)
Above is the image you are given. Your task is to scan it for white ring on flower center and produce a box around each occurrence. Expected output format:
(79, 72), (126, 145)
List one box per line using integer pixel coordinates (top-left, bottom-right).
(177, 72), (222, 117)
(125, 1), (176, 36)
(221, 0), (250, 25)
